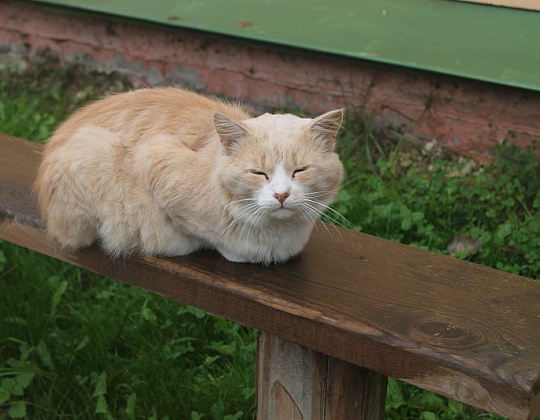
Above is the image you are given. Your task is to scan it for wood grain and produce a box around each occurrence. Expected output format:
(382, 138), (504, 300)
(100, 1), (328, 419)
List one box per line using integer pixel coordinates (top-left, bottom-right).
(257, 332), (387, 419)
(1, 133), (540, 419)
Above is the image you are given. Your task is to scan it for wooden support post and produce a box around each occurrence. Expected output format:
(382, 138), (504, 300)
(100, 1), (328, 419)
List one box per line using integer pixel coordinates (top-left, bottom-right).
(257, 332), (388, 419)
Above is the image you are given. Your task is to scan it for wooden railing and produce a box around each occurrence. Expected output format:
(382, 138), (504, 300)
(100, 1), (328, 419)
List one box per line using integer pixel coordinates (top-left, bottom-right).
(1, 133), (539, 419)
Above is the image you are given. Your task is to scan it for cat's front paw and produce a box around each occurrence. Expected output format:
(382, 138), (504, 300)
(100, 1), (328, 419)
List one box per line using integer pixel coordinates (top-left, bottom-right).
(217, 247), (269, 264)
(217, 249), (253, 264)
(217, 247), (297, 265)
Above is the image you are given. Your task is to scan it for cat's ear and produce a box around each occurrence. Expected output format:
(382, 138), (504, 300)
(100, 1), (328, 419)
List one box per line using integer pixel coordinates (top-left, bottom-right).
(213, 113), (249, 154)
(310, 108), (345, 152)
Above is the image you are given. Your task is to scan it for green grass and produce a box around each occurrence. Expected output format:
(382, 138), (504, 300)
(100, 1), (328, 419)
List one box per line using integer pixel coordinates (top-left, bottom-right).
(1, 52), (539, 419)
(0, 243), (256, 419)
(335, 113), (540, 280)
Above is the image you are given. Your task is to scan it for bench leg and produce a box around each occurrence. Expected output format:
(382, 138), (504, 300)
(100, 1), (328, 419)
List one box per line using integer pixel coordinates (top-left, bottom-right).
(257, 332), (387, 419)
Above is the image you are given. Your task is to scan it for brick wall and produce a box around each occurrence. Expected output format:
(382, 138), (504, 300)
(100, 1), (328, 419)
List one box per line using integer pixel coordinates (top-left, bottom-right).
(1, 0), (539, 158)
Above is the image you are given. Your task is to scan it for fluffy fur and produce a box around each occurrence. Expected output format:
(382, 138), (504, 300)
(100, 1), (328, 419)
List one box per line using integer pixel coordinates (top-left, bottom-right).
(35, 88), (344, 264)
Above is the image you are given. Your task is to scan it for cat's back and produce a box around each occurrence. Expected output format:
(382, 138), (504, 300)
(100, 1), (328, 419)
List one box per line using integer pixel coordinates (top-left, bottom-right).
(35, 88), (251, 253)
(47, 88), (250, 149)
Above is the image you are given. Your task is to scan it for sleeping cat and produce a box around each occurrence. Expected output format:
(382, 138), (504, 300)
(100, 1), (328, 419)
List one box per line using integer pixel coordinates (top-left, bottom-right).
(35, 88), (344, 264)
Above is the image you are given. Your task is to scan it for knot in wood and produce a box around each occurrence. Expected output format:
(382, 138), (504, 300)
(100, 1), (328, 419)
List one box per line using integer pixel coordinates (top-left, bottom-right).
(414, 319), (485, 350)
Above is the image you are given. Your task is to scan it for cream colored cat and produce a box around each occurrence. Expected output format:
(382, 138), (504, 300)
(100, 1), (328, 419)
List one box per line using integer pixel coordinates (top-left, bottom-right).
(35, 88), (344, 264)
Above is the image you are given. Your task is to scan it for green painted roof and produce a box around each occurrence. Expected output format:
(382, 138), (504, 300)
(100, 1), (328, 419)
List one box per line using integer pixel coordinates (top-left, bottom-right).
(29, 0), (540, 91)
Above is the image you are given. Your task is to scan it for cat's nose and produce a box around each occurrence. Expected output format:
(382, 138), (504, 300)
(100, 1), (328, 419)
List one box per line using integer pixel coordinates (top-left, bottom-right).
(273, 192), (290, 204)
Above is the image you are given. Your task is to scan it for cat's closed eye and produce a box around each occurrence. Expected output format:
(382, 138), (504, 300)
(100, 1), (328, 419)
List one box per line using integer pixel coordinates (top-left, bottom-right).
(293, 167), (308, 178)
(250, 170), (269, 180)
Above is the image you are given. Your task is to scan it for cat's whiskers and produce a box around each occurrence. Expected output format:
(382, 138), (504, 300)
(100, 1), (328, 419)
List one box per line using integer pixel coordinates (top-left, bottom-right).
(303, 190), (336, 195)
(299, 201), (336, 240)
(303, 198), (355, 230)
(303, 190), (336, 200)
(300, 197), (356, 242)
(223, 197), (259, 209)
(211, 199), (259, 243)
(220, 204), (258, 239)
(297, 204), (317, 224)
(235, 206), (267, 254)
(297, 205), (320, 234)
(244, 208), (263, 238)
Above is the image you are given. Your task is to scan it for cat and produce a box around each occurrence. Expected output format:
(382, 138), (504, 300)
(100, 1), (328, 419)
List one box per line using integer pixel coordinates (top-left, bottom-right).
(35, 88), (344, 264)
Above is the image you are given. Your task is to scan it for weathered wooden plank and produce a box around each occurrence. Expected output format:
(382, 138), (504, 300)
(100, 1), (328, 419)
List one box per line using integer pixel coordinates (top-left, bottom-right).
(256, 332), (387, 419)
(0, 134), (44, 228)
(1, 133), (540, 419)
